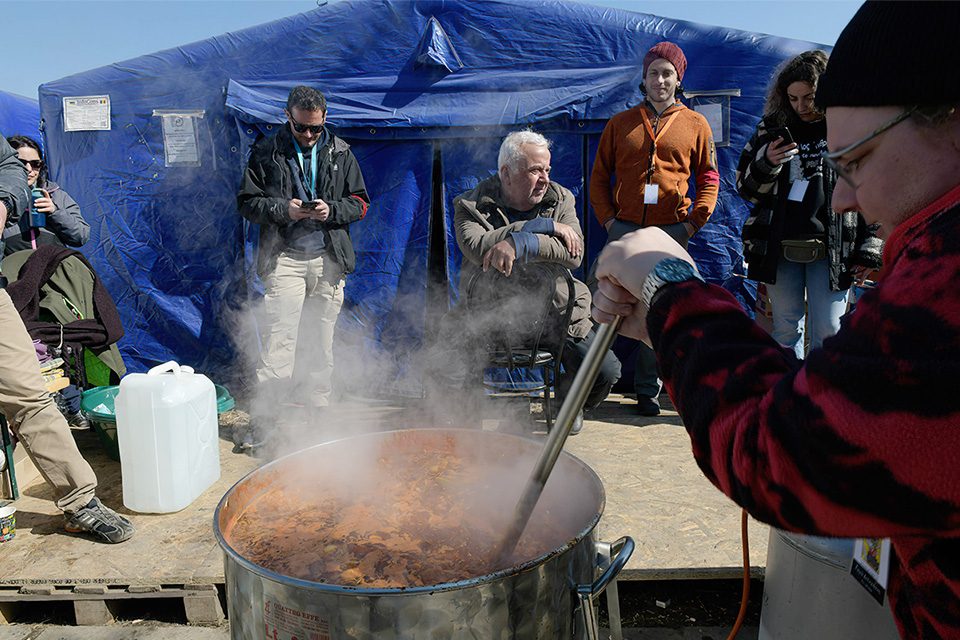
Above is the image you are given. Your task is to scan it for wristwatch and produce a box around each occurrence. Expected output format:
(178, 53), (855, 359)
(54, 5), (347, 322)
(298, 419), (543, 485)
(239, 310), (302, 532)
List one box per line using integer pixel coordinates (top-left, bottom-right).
(640, 257), (703, 309)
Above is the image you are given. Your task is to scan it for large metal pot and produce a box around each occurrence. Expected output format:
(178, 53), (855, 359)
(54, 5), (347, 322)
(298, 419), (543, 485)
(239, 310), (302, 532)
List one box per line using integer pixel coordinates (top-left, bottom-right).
(215, 428), (633, 639)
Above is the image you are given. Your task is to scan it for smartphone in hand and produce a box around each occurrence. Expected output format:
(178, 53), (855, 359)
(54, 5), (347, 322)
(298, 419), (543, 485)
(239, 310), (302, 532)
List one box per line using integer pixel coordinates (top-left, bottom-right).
(767, 127), (794, 145)
(300, 200), (321, 209)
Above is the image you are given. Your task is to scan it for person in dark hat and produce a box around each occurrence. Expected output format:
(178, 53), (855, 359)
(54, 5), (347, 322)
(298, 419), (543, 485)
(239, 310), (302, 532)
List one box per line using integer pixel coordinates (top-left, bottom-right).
(590, 2), (960, 637)
(589, 40), (719, 416)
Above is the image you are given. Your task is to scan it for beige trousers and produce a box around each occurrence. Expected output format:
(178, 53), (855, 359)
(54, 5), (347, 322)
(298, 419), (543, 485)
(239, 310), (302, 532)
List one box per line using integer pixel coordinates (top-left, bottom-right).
(256, 251), (345, 408)
(0, 289), (97, 513)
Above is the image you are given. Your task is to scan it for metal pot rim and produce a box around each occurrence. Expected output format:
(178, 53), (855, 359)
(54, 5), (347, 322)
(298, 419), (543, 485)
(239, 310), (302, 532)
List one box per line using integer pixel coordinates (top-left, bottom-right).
(214, 427), (605, 595)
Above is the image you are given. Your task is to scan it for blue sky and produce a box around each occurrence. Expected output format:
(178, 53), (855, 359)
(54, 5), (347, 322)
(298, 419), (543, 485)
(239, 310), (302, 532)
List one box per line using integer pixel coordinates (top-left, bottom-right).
(2, 0), (862, 99)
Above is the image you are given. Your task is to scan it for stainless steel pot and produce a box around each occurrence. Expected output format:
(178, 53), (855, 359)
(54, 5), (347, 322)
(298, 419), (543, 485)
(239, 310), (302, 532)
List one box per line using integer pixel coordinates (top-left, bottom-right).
(215, 428), (633, 639)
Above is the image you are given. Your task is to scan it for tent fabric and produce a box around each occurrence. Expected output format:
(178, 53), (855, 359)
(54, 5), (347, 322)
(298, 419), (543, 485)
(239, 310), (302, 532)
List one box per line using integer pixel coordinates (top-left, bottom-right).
(36, 0), (824, 395)
(0, 90), (40, 140)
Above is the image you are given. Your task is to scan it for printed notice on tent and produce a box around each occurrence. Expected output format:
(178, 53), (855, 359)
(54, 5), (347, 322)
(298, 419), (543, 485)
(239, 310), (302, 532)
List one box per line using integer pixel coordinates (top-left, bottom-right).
(695, 103), (725, 145)
(155, 110), (204, 167)
(63, 95), (111, 131)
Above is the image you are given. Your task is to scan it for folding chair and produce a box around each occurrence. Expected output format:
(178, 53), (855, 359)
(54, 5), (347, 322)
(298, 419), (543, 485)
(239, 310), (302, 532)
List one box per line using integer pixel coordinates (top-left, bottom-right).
(464, 262), (575, 431)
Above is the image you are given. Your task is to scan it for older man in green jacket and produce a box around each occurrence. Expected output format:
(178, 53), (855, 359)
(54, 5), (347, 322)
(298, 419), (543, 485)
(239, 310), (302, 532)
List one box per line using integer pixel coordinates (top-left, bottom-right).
(448, 131), (621, 431)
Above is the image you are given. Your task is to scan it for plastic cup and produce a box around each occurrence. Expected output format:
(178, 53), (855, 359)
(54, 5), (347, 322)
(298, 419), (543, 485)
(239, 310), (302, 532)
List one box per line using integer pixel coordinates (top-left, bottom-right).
(0, 505), (16, 542)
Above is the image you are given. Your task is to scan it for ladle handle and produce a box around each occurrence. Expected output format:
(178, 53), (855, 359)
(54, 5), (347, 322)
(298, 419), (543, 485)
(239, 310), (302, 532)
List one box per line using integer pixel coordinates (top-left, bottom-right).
(495, 317), (623, 563)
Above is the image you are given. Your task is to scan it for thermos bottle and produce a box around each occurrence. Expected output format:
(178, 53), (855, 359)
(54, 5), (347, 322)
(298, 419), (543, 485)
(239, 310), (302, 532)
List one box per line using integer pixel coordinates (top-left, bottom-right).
(29, 188), (46, 228)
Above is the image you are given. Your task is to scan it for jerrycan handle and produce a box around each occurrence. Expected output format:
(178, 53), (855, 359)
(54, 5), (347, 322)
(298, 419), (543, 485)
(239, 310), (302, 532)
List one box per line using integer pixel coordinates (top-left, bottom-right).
(147, 361), (195, 377)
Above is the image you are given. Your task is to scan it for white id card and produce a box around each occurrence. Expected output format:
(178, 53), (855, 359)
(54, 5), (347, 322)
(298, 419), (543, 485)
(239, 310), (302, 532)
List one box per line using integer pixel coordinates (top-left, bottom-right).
(788, 179), (809, 202)
(851, 538), (891, 605)
(644, 183), (659, 205)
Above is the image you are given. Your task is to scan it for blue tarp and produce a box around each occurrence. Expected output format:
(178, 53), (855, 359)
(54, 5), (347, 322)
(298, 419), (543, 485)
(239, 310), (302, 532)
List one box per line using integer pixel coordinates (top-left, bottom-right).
(36, 0), (824, 396)
(0, 90), (40, 140)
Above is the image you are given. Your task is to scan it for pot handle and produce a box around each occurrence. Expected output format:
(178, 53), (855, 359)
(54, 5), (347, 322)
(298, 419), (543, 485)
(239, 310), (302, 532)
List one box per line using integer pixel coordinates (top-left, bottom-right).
(577, 536), (634, 640)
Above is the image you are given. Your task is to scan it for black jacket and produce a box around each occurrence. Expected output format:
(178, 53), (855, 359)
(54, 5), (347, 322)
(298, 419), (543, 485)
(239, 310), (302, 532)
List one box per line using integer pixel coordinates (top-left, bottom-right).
(736, 116), (882, 289)
(0, 135), (28, 230)
(237, 125), (369, 275)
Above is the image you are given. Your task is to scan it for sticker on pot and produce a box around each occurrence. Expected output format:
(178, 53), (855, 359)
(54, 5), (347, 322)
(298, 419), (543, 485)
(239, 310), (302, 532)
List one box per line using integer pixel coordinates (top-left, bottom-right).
(263, 597), (330, 640)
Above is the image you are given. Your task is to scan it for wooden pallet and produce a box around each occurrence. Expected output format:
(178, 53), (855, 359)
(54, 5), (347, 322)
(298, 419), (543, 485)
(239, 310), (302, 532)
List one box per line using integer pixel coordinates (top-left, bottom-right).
(0, 582), (224, 626)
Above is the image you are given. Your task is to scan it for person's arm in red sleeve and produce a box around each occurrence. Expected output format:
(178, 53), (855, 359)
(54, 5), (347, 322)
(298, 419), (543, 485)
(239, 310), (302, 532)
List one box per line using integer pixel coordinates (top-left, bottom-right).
(646, 250), (960, 538)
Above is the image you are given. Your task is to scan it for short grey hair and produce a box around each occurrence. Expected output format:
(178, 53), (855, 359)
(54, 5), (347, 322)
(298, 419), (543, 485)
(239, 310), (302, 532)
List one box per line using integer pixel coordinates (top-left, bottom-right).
(498, 130), (551, 173)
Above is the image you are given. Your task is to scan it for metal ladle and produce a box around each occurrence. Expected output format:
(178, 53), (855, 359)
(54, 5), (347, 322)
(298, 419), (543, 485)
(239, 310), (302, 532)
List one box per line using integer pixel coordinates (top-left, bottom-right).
(494, 317), (623, 564)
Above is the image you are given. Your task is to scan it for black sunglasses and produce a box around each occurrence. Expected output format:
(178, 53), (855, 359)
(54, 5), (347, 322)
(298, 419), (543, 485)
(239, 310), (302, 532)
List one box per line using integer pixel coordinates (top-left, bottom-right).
(289, 114), (324, 135)
(19, 158), (43, 170)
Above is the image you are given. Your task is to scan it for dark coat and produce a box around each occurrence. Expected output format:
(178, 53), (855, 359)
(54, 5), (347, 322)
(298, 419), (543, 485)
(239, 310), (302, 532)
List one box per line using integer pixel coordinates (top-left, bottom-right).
(0, 135), (28, 228)
(237, 125), (369, 276)
(5, 246), (126, 381)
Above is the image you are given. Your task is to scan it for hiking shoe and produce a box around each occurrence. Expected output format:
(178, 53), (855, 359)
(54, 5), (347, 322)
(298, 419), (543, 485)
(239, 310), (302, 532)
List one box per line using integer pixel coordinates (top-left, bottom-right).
(635, 396), (661, 417)
(66, 411), (90, 431)
(64, 497), (135, 544)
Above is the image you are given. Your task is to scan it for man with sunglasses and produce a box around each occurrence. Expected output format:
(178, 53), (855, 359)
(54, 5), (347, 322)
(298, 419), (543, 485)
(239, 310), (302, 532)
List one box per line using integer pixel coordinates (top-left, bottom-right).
(591, 2), (960, 637)
(238, 86), (370, 450)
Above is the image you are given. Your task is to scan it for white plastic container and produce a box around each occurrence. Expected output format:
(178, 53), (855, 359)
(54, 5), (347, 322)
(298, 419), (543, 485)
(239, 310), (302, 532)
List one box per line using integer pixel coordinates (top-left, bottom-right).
(115, 361), (221, 513)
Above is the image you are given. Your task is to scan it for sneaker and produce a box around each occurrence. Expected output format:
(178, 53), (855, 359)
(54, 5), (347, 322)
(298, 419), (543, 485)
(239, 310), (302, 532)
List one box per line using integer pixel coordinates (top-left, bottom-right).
(549, 406), (584, 436)
(570, 410), (584, 436)
(233, 423), (267, 454)
(635, 396), (661, 417)
(64, 497), (135, 544)
(66, 411), (90, 431)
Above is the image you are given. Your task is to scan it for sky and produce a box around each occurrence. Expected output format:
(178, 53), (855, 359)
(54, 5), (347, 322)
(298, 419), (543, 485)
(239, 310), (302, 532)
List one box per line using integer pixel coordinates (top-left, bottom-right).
(1, 0), (863, 100)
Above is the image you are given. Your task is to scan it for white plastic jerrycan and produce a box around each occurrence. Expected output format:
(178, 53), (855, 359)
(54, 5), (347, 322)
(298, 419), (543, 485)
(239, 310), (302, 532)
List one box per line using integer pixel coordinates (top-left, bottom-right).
(115, 361), (221, 513)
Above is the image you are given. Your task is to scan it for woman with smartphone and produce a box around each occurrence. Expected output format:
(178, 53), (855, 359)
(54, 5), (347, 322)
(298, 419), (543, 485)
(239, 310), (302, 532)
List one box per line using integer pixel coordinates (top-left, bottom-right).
(2, 135), (92, 432)
(735, 50), (881, 358)
(3, 135), (89, 255)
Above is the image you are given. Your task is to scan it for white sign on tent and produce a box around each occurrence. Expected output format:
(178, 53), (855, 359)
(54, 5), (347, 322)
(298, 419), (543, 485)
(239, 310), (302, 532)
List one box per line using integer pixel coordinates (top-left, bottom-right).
(63, 95), (111, 132)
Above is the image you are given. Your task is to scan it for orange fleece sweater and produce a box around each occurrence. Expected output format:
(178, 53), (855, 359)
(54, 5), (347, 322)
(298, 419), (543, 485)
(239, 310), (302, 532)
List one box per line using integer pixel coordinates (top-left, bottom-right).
(590, 102), (720, 230)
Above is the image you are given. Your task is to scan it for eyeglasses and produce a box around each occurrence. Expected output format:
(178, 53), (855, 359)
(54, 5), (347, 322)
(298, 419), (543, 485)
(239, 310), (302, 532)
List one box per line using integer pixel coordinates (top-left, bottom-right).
(822, 106), (917, 188)
(288, 114), (324, 135)
(19, 158), (43, 170)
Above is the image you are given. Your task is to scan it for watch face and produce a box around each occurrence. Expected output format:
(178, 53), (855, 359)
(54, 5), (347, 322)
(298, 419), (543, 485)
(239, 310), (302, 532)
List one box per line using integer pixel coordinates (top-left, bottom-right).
(655, 258), (696, 283)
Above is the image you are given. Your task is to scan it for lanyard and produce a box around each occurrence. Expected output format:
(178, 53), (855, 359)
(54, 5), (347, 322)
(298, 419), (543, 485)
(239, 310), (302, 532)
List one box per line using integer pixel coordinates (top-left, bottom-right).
(292, 138), (318, 199)
(639, 104), (679, 182)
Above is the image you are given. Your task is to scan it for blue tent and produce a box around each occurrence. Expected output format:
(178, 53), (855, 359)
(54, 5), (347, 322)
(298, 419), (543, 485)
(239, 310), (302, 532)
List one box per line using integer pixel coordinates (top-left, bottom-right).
(0, 90), (40, 140)
(37, 0), (823, 396)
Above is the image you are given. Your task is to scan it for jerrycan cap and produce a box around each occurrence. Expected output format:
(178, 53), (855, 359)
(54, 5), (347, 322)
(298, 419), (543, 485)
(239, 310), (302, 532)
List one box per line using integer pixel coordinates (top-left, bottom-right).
(147, 361), (195, 377)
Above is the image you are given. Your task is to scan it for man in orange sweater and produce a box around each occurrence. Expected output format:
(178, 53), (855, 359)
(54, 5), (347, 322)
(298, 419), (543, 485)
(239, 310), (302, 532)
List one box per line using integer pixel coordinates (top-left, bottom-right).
(589, 41), (719, 416)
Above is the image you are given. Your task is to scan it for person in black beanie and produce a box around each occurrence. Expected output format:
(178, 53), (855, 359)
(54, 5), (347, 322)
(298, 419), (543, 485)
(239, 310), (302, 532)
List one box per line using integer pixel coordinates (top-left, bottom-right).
(590, 2), (960, 638)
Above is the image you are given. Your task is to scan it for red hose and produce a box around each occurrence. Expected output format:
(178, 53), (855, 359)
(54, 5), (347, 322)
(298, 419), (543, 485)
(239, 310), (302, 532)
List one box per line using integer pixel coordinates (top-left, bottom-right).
(726, 509), (751, 640)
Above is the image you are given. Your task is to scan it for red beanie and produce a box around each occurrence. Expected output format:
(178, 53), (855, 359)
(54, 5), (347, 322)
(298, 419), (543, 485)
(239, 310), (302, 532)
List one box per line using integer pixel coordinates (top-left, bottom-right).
(643, 41), (687, 81)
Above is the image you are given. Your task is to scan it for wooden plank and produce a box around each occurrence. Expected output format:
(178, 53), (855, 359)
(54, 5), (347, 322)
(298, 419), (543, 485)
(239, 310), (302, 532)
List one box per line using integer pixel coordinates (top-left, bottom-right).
(183, 584), (223, 625)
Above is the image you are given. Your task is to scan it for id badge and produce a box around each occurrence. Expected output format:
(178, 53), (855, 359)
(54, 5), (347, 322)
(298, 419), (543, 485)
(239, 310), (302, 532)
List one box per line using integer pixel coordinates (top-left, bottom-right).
(788, 179), (809, 203)
(851, 538), (891, 605)
(643, 183), (659, 205)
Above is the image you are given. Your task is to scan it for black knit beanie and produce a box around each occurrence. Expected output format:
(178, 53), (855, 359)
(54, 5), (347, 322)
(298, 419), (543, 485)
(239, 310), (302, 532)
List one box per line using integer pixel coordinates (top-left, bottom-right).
(817, 1), (960, 109)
